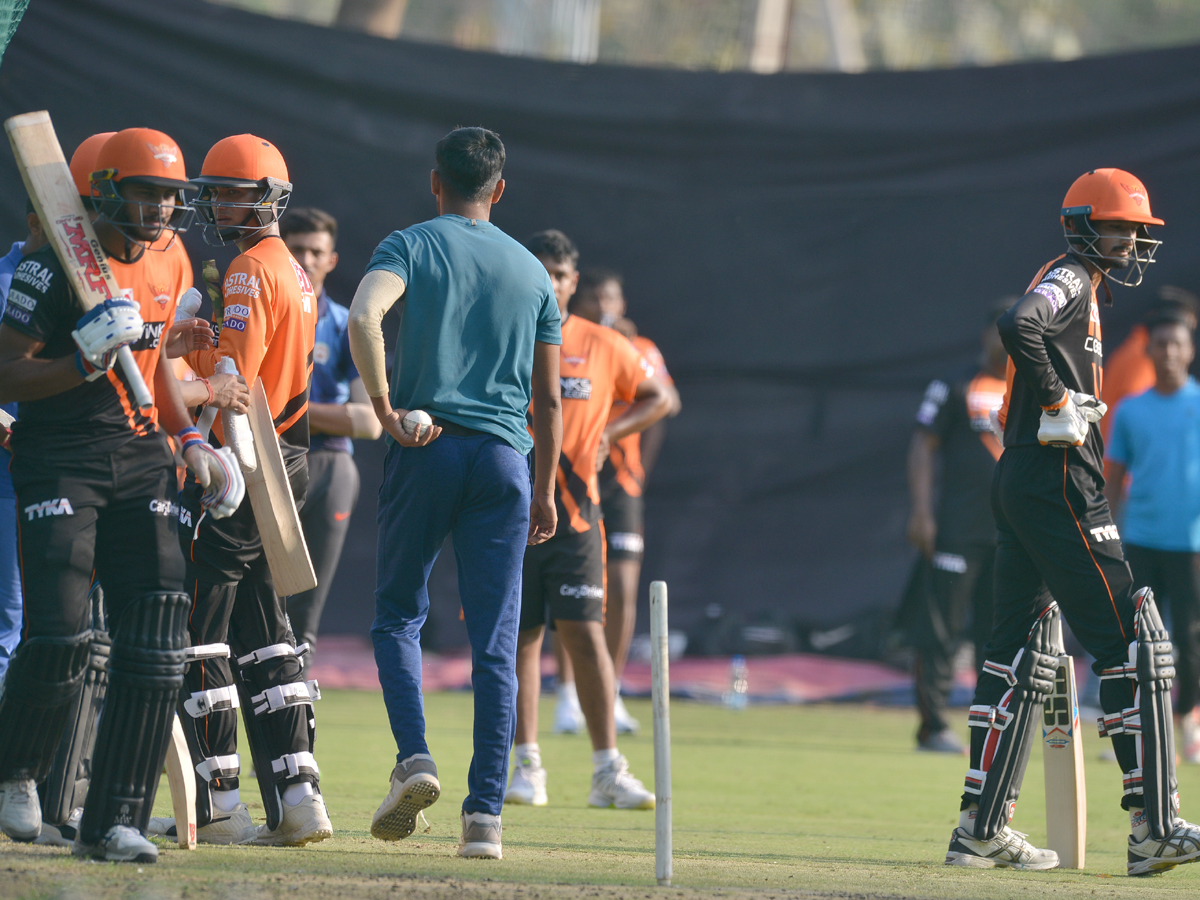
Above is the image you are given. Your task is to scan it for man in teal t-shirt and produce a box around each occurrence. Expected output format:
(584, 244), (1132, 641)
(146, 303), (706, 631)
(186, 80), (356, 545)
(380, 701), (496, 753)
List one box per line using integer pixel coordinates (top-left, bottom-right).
(347, 127), (563, 859)
(1106, 307), (1200, 763)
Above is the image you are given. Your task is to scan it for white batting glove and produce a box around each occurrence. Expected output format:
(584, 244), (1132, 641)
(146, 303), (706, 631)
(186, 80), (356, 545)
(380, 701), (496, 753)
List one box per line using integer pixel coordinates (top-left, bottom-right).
(1068, 389), (1107, 423)
(178, 427), (245, 519)
(1038, 392), (1094, 448)
(72, 298), (144, 369)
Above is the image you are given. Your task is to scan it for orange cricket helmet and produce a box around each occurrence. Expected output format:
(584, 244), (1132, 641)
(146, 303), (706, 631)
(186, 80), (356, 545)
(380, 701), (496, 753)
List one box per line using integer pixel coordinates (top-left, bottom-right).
(1061, 168), (1162, 288)
(191, 134), (292, 247)
(69, 132), (116, 199)
(89, 128), (197, 251)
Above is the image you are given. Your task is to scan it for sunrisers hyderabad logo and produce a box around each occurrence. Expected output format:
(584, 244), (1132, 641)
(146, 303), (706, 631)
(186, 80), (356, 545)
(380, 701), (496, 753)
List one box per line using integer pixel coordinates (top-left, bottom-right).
(146, 142), (179, 168)
(150, 283), (171, 309)
(1121, 182), (1147, 207)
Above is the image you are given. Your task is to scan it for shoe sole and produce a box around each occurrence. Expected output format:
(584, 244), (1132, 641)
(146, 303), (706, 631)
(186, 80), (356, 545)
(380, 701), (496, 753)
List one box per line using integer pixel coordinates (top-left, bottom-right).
(254, 825), (333, 847)
(73, 847), (158, 863)
(1129, 848), (1200, 876)
(587, 792), (655, 810)
(371, 779), (440, 841)
(944, 851), (1057, 871)
(503, 792), (547, 807)
(151, 819), (258, 845)
(458, 841), (502, 859)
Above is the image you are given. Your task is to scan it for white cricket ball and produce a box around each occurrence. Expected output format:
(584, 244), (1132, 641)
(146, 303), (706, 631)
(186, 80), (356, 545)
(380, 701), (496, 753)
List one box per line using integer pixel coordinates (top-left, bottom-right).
(401, 409), (433, 439)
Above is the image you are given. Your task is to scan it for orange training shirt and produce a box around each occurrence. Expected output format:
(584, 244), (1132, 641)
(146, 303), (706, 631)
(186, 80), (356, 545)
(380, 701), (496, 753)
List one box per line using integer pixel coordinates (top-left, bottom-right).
(606, 335), (672, 497)
(185, 235), (317, 456)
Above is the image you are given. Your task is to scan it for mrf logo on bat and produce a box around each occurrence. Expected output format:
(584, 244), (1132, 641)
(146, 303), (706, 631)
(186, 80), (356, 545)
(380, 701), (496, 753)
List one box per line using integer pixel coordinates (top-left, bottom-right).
(59, 215), (114, 299)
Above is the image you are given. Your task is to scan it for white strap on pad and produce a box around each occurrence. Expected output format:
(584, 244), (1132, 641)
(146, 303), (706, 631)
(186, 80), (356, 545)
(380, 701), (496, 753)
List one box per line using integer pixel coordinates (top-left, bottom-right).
(184, 684), (240, 718)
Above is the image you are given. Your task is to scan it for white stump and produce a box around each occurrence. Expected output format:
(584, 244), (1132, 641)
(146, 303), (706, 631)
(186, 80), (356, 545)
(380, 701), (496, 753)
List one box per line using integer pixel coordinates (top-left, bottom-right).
(650, 580), (672, 886)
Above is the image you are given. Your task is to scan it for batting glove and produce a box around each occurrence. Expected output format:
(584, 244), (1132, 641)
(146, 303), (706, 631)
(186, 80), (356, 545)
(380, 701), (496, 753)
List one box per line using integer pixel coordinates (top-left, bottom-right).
(72, 298), (144, 369)
(1037, 390), (1105, 448)
(179, 427), (246, 519)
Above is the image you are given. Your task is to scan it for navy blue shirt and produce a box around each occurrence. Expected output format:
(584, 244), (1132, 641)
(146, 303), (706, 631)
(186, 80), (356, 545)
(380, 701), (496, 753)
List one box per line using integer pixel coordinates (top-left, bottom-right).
(309, 290), (358, 454)
(0, 241), (23, 498)
(367, 215), (561, 454)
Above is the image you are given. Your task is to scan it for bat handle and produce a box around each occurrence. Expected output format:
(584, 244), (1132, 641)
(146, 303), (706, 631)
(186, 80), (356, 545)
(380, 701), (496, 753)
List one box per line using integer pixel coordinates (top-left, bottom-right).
(117, 346), (153, 409)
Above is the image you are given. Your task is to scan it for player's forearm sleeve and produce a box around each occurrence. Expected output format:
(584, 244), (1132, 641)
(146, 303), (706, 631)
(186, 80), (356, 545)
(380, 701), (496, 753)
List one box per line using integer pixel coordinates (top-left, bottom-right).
(997, 294), (1067, 408)
(348, 269), (405, 398)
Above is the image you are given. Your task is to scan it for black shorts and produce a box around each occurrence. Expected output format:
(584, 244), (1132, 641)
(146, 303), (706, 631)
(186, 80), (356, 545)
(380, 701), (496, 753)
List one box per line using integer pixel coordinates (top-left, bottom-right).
(599, 479), (644, 562)
(520, 525), (606, 629)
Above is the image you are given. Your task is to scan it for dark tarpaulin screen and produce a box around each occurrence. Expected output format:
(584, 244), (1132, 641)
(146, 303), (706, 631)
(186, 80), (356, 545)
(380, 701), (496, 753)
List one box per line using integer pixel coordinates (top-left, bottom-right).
(3, 0), (1200, 651)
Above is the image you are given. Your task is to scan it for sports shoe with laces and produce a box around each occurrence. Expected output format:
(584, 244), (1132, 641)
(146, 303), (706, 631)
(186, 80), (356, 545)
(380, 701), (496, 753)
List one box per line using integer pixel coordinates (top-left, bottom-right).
(371, 753), (440, 841)
(73, 825), (158, 863)
(253, 792), (333, 846)
(505, 757), (548, 806)
(0, 777), (41, 841)
(35, 806), (83, 847)
(588, 755), (655, 809)
(458, 810), (502, 859)
(614, 694), (640, 735)
(148, 801), (258, 844)
(944, 825), (1059, 869)
(1128, 818), (1200, 875)
(917, 729), (967, 755)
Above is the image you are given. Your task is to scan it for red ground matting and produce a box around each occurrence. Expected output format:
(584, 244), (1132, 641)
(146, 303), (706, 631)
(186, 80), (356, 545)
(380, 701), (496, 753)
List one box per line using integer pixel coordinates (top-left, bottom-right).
(309, 635), (980, 705)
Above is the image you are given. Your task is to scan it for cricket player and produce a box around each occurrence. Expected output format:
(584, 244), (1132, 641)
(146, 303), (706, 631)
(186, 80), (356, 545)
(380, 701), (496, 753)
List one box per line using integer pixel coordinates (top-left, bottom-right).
(944, 169), (1200, 876)
(507, 231), (670, 810)
(567, 268), (681, 734)
(0, 128), (244, 862)
(906, 305), (1007, 754)
(156, 134), (327, 847)
(348, 126), (562, 860)
(282, 208), (381, 670)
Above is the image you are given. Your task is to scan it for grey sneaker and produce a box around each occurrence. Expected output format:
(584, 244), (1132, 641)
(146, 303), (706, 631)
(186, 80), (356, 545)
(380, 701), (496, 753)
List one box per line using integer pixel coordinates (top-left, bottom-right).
(458, 811), (502, 859)
(918, 729), (967, 755)
(148, 802), (258, 845)
(587, 755), (655, 809)
(1128, 818), (1200, 876)
(35, 806), (82, 847)
(371, 753), (440, 841)
(0, 777), (41, 841)
(73, 825), (158, 863)
(944, 826), (1059, 870)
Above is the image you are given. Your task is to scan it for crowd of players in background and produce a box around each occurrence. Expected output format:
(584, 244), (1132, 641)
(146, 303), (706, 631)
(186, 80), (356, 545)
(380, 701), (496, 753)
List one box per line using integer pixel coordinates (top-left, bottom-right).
(0, 125), (680, 862)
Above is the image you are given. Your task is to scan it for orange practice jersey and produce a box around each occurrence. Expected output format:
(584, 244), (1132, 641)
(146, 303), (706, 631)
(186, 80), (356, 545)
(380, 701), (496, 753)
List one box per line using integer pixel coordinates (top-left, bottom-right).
(606, 335), (672, 497)
(966, 372), (1006, 462)
(548, 315), (653, 535)
(186, 236), (317, 454)
(108, 237), (193, 432)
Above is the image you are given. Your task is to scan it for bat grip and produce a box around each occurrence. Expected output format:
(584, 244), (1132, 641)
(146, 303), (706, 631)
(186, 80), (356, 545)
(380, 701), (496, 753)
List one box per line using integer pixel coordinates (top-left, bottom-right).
(117, 345), (153, 409)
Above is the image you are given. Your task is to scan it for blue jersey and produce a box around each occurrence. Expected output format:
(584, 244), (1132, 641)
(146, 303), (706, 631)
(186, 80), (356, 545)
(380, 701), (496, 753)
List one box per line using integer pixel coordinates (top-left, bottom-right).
(310, 290), (359, 454)
(0, 241), (23, 498)
(1107, 378), (1200, 552)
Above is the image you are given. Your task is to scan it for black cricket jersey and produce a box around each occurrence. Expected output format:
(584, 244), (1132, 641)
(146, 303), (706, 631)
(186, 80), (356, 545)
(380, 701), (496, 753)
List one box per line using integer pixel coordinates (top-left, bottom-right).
(997, 252), (1105, 477)
(1, 244), (156, 453)
(915, 364), (1006, 544)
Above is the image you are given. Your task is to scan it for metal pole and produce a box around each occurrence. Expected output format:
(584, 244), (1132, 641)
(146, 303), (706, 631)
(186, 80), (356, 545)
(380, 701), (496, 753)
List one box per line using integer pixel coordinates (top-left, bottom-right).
(650, 580), (672, 886)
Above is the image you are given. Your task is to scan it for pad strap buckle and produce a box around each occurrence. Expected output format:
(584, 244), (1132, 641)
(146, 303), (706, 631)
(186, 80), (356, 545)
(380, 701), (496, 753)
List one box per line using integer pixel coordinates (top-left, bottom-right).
(1096, 707), (1141, 738)
(967, 704), (1013, 731)
(963, 768), (985, 796)
(195, 753), (240, 783)
(271, 751), (320, 779)
(184, 684), (240, 718)
(251, 679), (321, 716)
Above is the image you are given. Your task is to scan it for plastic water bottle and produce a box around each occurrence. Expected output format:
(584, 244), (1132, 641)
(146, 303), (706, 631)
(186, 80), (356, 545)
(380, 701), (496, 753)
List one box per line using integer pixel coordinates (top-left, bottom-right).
(724, 654), (749, 710)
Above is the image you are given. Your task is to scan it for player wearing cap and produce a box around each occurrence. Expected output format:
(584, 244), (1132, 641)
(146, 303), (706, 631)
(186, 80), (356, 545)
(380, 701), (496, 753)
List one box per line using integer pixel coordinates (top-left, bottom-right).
(508, 231), (670, 810)
(943, 169), (1200, 876)
(152, 134), (327, 848)
(567, 268), (681, 735)
(0, 128), (244, 863)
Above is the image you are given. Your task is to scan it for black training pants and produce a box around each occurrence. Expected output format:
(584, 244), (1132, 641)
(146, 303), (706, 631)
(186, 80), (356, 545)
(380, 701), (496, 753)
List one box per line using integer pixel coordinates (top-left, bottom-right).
(1124, 544), (1200, 715)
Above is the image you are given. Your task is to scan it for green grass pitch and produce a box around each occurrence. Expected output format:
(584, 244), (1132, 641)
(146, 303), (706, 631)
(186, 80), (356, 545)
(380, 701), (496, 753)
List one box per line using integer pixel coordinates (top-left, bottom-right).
(4, 689), (1200, 898)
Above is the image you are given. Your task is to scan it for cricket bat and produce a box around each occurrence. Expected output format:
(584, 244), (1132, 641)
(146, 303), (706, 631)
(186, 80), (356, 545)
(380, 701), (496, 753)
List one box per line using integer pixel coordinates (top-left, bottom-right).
(164, 714), (197, 849)
(1043, 654), (1086, 869)
(244, 377), (317, 596)
(4, 111), (153, 408)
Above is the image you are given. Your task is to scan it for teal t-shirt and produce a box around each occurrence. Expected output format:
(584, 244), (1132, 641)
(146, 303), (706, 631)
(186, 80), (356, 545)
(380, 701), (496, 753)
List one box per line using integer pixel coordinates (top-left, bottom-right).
(367, 215), (561, 454)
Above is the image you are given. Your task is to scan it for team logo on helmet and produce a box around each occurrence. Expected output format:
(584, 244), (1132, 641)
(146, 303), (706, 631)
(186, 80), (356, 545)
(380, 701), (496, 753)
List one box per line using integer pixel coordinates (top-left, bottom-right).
(1121, 182), (1147, 207)
(145, 142), (179, 168)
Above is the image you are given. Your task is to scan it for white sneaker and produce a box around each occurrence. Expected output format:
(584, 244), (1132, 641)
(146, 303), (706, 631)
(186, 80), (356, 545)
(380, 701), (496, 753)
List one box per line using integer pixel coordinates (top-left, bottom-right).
(148, 802), (258, 845)
(614, 694), (640, 735)
(371, 755), (440, 841)
(252, 793), (333, 847)
(505, 759), (548, 806)
(1128, 818), (1200, 875)
(35, 806), (82, 847)
(73, 825), (158, 863)
(944, 826), (1059, 869)
(458, 810), (502, 859)
(0, 777), (41, 841)
(588, 755), (655, 809)
(554, 685), (585, 734)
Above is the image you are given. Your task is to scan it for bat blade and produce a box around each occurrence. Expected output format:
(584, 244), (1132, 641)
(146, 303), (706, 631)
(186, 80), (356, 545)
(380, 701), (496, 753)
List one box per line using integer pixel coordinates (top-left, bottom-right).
(4, 110), (153, 408)
(165, 714), (197, 850)
(1043, 654), (1086, 869)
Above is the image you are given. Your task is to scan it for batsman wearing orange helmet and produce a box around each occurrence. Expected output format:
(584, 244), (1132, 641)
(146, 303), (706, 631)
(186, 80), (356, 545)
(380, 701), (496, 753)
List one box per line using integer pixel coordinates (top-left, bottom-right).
(943, 169), (1200, 876)
(0, 128), (245, 863)
(150, 135), (328, 848)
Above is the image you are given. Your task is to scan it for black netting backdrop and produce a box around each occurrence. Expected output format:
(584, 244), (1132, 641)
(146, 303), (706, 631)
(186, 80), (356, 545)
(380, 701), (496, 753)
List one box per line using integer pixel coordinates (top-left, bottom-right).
(3, 0), (1200, 650)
